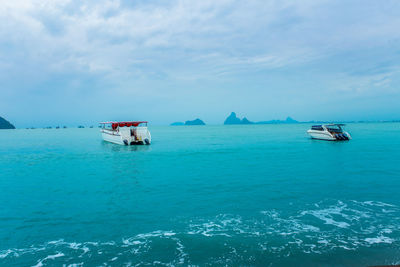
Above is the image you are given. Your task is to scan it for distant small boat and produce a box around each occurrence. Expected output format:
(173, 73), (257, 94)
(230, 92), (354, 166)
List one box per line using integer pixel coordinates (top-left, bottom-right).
(100, 121), (151, 145)
(307, 124), (351, 141)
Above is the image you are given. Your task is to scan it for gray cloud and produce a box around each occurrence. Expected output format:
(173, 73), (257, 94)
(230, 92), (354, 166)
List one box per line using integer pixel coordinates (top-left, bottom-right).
(1, 0), (400, 126)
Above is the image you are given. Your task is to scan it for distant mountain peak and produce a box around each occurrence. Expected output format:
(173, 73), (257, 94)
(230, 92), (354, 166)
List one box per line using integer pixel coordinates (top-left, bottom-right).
(241, 117), (254, 124)
(285, 117), (298, 123)
(224, 112), (241, 125)
(224, 112), (253, 125)
(0, 116), (15, 129)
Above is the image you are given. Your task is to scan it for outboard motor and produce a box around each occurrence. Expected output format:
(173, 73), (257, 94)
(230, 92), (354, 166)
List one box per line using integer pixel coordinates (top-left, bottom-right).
(144, 138), (150, 145)
(335, 134), (343, 140)
(335, 133), (349, 141)
(123, 139), (129, 145)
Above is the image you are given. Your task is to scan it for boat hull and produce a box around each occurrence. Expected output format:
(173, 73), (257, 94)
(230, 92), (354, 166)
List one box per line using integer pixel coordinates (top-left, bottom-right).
(307, 130), (351, 141)
(307, 130), (336, 141)
(101, 127), (151, 145)
(102, 131), (125, 145)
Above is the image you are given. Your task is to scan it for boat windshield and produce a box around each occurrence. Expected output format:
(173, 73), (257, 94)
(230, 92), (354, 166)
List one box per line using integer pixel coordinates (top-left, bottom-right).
(311, 125), (324, 131)
(326, 125), (343, 133)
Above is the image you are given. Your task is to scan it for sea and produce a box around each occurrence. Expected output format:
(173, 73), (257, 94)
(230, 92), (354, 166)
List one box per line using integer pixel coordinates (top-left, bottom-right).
(0, 123), (399, 266)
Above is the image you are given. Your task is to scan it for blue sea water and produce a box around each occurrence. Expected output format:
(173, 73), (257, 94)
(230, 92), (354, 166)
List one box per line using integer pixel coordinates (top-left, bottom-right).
(0, 123), (400, 266)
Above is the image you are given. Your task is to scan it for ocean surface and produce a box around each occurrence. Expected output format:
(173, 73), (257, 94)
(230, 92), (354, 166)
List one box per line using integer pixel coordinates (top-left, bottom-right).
(0, 123), (399, 266)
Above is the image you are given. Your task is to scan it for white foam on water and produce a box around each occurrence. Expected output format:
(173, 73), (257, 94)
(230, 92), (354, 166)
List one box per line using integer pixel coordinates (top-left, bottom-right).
(382, 208), (396, 213)
(151, 260), (170, 266)
(80, 246), (89, 255)
(100, 241), (114, 246)
(47, 239), (65, 245)
(64, 263), (84, 267)
(337, 245), (354, 250)
(365, 236), (395, 244)
(0, 249), (13, 259)
(32, 252), (64, 267)
(122, 239), (143, 246)
(188, 219), (237, 237)
(68, 243), (81, 249)
(31, 262), (43, 267)
(45, 252), (64, 260)
(382, 228), (393, 234)
(171, 237), (188, 264)
(300, 205), (351, 228)
(163, 232), (176, 237)
(362, 201), (396, 207)
(135, 230), (176, 239)
(317, 239), (329, 245)
(3, 200), (399, 265)
(122, 238), (144, 246)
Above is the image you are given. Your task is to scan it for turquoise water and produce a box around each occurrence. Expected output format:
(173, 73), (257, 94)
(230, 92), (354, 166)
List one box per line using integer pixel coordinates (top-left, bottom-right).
(0, 123), (400, 266)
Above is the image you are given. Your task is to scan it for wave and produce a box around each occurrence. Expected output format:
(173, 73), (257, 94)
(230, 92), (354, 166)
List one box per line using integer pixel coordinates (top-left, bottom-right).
(1, 200), (399, 266)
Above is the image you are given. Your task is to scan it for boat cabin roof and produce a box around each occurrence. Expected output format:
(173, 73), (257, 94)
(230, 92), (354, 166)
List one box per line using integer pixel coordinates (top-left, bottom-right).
(311, 123), (345, 127)
(99, 121), (148, 127)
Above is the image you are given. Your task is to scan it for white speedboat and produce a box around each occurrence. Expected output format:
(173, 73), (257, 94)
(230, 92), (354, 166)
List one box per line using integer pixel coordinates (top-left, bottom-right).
(100, 121), (151, 145)
(307, 124), (351, 141)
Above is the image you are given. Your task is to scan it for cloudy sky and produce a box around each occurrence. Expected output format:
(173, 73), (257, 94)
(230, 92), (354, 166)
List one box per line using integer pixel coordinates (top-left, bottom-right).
(1, 0), (400, 127)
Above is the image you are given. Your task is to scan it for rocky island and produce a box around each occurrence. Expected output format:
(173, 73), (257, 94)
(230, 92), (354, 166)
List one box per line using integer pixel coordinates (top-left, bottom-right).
(224, 112), (298, 125)
(256, 116), (298, 124)
(224, 112), (254, 125)
(185, 118), (206, 125)
(0, 116), (16, 129)
(171, 119), (205, 126)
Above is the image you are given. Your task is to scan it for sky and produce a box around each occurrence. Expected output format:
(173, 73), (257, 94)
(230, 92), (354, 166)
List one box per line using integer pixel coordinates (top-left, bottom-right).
(1, 0), (400, 127)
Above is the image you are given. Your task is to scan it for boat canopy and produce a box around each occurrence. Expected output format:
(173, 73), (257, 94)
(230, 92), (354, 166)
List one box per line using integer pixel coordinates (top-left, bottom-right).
(326, 124), (344, 133)
(311, 124), (345, 131)
(99, 121), (148, 129)
(325, 123), (346, 126)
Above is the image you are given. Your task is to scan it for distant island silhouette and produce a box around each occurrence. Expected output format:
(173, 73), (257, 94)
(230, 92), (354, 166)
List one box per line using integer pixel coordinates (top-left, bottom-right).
(3, 113), (399, 129)
(224, 112), (254, 125)
(256, 116), (298, 124)
(184, 118), (206, 125)
(224, 112), (298, 125)
(171, 118), (206, 126)
(0, 116), (15, 129)
(170, 113), (299, 126)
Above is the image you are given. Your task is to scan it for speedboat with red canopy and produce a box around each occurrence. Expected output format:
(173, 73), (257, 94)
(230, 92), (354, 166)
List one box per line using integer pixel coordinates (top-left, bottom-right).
(100, 121), (151, 145)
